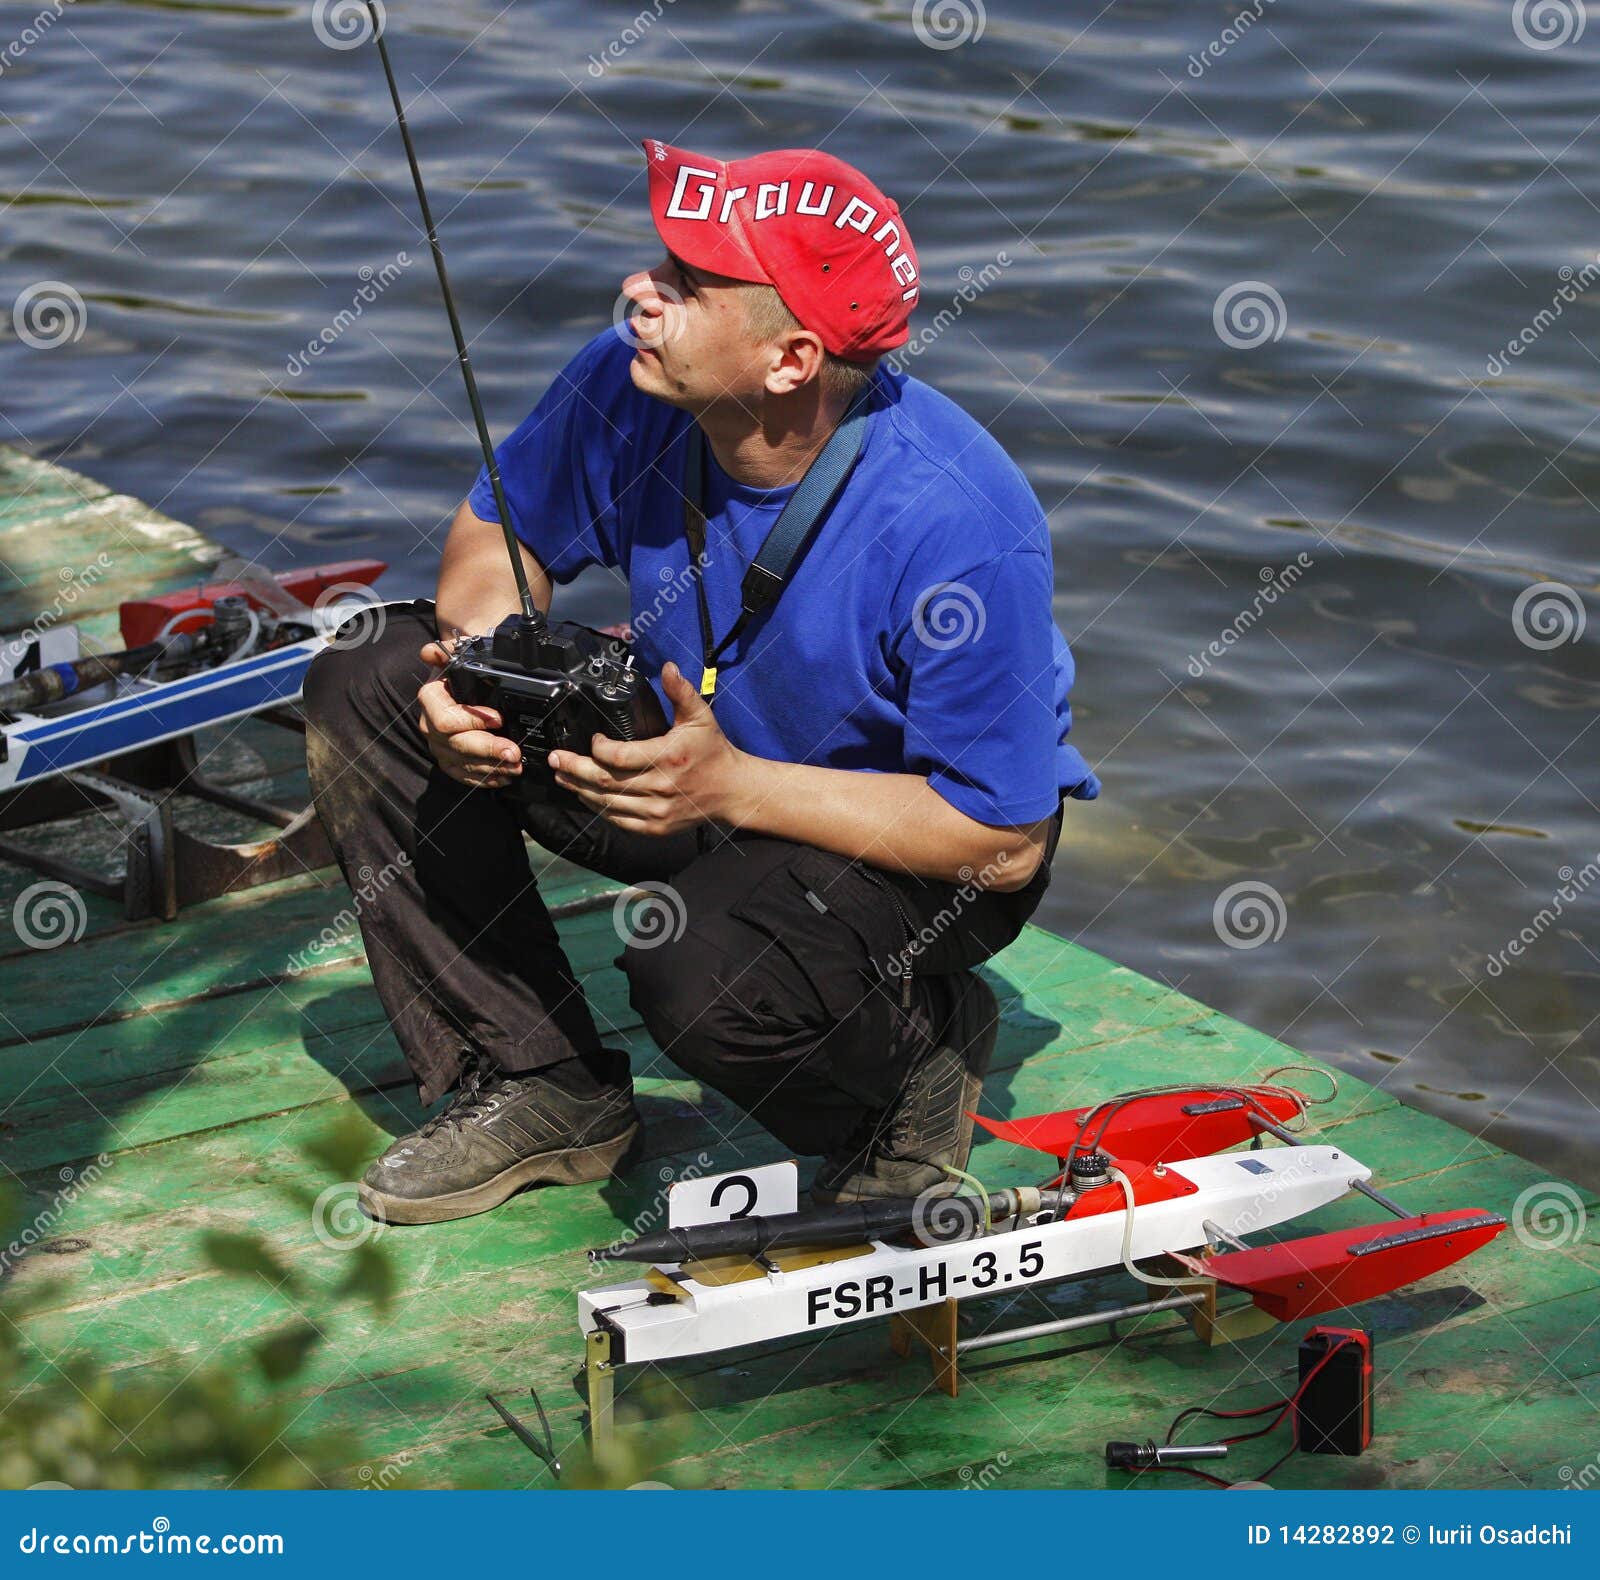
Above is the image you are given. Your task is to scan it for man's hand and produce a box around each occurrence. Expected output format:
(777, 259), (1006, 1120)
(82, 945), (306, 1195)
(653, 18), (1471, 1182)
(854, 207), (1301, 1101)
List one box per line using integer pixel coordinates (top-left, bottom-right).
(550, 662), (747, 835)
(416, 640), (523, 790)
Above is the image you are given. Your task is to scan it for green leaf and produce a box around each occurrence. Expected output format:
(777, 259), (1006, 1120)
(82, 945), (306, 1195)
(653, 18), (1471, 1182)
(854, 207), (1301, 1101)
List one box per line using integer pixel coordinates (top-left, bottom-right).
(199, 1231), (298, 1292)
(335, 1240), (397, 1315)
(254, 1322), (322, 1383)
(302, 1109), (381, 1183)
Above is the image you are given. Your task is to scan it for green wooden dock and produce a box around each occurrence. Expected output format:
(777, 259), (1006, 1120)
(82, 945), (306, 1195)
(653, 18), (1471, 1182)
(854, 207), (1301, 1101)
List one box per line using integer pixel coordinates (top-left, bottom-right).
(2, 443), (1596, 1491)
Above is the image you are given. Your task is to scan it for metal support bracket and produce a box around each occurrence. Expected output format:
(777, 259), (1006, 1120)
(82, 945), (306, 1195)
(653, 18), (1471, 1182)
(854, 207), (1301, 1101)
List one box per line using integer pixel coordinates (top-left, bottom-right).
(0, 717), (331, 921)
(584, 1328), (616, 1452)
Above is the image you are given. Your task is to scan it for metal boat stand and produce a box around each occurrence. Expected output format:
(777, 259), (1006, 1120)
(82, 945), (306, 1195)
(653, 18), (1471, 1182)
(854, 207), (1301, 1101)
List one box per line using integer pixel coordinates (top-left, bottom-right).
(887, 1265), (1276, 1399)
(0, 711), (332, 921)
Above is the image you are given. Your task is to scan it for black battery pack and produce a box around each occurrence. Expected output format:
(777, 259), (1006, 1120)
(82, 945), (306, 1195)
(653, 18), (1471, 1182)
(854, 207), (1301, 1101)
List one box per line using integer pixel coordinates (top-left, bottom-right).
(1296, 1326), (1373, 1455)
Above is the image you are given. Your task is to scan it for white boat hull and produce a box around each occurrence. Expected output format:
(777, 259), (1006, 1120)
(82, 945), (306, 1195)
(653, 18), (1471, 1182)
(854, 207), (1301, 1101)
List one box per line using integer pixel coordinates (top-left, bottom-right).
(578, 1145), (1368, 1365)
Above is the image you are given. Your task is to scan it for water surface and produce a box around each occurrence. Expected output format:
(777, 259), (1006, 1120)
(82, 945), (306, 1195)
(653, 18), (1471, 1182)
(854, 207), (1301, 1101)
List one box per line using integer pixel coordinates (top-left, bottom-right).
(2, 0), (1596, 1185)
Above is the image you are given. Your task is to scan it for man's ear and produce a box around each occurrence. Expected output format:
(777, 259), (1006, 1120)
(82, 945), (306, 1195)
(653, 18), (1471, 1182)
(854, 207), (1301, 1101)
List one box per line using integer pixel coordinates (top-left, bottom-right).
(765, 329), (827, 396)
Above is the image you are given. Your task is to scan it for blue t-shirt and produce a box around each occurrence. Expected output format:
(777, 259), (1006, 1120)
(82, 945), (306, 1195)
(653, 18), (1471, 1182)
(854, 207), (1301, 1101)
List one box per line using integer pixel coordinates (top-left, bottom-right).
(470, 331), (1099, 826)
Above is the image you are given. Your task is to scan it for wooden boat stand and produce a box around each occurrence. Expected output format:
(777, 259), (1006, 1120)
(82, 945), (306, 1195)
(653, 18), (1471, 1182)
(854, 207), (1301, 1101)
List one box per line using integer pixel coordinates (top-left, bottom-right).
(0, 710), (331, 921)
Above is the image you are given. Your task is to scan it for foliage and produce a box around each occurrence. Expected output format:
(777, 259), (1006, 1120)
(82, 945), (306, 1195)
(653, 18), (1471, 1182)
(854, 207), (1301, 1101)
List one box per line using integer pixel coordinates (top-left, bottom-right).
(0, 1110), (398, 1490)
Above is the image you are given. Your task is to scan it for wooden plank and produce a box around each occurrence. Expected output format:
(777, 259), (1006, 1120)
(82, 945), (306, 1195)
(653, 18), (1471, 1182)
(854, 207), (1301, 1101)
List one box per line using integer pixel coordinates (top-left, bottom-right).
(0, 444), (220, 646)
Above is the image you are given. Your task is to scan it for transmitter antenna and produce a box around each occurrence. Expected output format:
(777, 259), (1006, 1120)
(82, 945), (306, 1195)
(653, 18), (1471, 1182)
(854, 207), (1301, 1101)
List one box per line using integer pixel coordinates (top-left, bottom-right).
(364, 2), (536, 620)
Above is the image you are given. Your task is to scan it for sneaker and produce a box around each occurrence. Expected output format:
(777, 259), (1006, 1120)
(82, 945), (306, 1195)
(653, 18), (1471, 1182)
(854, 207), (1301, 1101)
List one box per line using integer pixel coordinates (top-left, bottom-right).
(811, 971), (999, 1204)
(358, 1054), (640, 1225)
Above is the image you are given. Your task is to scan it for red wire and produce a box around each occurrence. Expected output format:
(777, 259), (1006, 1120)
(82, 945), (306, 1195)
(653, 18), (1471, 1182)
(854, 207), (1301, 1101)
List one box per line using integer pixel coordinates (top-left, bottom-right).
(1120, 1336), (1355, 1488)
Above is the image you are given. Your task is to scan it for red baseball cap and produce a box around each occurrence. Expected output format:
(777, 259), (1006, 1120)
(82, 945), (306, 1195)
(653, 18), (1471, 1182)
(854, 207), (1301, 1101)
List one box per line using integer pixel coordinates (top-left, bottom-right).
(642, 139), (920, 362)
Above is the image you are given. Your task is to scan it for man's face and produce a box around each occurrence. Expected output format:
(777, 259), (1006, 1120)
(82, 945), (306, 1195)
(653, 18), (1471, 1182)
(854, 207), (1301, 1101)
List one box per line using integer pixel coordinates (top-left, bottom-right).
(621, 254), (771, 415)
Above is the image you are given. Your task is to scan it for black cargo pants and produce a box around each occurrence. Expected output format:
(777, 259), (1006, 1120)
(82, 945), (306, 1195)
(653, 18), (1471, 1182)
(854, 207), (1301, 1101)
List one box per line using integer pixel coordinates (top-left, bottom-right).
(302, 602), (1059, 1156)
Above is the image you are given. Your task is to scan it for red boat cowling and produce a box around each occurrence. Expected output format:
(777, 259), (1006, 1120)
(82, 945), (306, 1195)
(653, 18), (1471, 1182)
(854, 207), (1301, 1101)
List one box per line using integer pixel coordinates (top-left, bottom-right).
(119, 559), (388, 647)
(971, 1086), (1306, 1166)
(1174, 1208), (1507, 1321)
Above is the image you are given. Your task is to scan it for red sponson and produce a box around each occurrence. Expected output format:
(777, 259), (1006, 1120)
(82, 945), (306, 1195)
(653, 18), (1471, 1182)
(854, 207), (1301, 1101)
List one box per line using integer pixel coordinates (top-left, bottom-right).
(118, 559), (386, 647)
(1192, 1208), (1506, 1321)
(972, 1086), (1305, 1166)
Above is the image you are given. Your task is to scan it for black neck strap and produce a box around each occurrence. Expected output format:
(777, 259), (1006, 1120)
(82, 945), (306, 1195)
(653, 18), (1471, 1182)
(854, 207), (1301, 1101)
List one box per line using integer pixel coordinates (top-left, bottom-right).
(682, 390), (870, 698)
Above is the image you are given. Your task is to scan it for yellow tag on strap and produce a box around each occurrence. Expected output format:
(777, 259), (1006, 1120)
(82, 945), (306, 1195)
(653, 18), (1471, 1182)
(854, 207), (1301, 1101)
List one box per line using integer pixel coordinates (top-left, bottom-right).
(700, 665), (718, 698)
